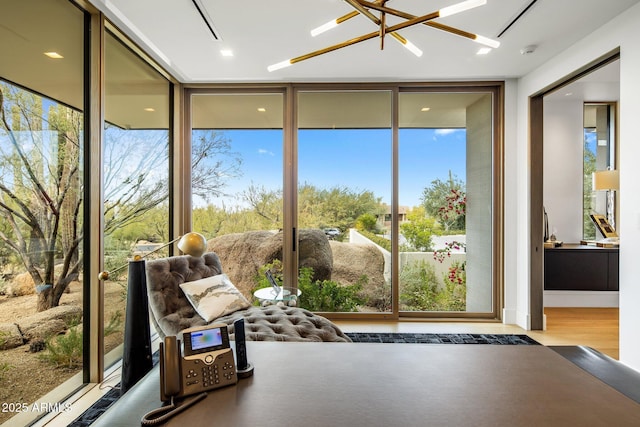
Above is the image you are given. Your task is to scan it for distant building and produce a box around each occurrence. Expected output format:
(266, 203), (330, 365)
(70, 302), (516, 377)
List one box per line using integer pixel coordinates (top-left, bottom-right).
(376, 204), (410, 230)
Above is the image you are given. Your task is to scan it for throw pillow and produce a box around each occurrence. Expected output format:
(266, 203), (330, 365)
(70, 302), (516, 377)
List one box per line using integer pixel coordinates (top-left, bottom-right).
(179, 274), (250, 322)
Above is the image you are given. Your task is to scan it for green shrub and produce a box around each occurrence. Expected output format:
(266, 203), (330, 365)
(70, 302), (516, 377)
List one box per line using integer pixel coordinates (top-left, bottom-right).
(39, 328), (83, 369)
(0, 362), (10, 381)
(358, 230), (391, 251)
(254, 261), (365, 312)
(355, 213), (378, 232)
(399, 260), (466, 312)
(399, 260), (440, 311)
(298, 267), (365, 312)
(441, 261), (466, 311)
(105, 311), (123, 336)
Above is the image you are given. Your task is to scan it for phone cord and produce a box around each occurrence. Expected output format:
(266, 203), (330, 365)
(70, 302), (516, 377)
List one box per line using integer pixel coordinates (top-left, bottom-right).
(140, 392), (207, 426)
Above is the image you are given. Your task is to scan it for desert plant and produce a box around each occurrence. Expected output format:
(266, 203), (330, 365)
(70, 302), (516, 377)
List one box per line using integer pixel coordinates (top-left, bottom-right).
(298, 267), (365, 312)
(104, 311), (123, 336)
(65, 314), (82, 329)
(0, 362), (10, 381)
(254, 261), (365, 312)
(441, 261), (466, 311)
(39, 328), (83, 369)
(399, 259), (466, 312)
(399, 260), (440, 311)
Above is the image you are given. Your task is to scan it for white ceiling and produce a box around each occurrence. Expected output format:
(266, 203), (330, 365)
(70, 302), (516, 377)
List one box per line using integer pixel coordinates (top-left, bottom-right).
(89, 0), (640, 83)
(545, 59), (621, 102)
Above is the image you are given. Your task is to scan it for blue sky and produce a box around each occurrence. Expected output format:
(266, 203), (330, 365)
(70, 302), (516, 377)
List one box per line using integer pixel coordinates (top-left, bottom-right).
(196, 128), (466, 209)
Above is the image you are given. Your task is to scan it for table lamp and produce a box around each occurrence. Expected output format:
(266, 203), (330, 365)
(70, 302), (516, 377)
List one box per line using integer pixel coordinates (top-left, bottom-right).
(98, 232), (207, 394)
(592, 169), (619, 230)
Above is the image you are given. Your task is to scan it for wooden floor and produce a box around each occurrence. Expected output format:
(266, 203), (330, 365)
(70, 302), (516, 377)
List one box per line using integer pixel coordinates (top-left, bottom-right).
(334, 307), (619, 359)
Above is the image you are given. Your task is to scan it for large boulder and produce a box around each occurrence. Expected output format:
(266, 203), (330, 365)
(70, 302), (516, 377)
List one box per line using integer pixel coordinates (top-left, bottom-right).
(5, 271), (36, 296)
(0, 305), (83, 349)
(0, 323), (24, 350)
(329, 241), (388, 310)
(18, 305), (83, 341)
(5, 267), (77, 297)
(208, 229), (332, 298)
(256, 229), (333, 280)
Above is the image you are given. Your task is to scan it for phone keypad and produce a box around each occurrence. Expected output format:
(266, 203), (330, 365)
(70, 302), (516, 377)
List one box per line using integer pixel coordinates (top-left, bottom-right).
(202, 361), (235, 387)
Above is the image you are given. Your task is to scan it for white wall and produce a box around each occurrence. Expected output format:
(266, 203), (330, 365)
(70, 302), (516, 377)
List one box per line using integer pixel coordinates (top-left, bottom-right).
(511, 2), (640, 371)
(466, 95), (493, 312)
(502, 78), (519, 325)
(543, 99), (584, 243)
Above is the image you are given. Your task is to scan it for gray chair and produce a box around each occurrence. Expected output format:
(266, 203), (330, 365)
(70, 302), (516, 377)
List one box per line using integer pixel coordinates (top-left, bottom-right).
(145, 253), (351, 342)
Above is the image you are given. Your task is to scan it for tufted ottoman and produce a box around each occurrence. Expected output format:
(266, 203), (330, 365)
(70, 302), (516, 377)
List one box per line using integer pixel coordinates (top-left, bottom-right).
(145, 253), (351, 342)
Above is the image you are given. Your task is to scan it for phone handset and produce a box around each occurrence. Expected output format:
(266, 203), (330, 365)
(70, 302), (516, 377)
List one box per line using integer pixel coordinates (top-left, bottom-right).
(141, 337), (206, 426)
(161, 336), (181, 400)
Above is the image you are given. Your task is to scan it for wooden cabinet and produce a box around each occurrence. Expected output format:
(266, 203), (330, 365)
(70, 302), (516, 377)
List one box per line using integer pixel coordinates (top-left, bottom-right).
(544, 244), (619, 291)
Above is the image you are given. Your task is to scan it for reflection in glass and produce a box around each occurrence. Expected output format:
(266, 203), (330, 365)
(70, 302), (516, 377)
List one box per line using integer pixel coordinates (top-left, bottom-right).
(103, 31), (171, 366)
(0, 0), (85, 421)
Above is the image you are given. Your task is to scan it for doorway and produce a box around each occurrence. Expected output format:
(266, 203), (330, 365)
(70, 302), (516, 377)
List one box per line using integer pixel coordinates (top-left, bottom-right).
(529, 53), (620, 329)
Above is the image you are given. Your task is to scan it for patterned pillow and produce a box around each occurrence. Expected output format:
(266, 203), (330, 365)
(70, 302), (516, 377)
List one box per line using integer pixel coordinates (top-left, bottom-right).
(179, 274), (250, 322)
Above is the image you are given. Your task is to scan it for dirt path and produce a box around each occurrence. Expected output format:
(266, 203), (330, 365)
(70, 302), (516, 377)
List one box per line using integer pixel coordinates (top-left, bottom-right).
(0, 281), (125, 424)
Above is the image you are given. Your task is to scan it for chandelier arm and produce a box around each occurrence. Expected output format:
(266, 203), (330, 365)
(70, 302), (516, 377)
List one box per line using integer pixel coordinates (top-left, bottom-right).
(337, 10), (360, 25)
(291, 30), (380, 65)
(380, 0), (386, 49)
(425, 21), (476, 40)
(344, 0), (379, 23)
(342, 0), (414, 51)
(357, 0), (477, 40)
(290, 11), (439, 66)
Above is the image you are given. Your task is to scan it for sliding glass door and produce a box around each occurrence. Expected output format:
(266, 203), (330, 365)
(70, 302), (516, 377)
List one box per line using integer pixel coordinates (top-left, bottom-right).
(185, 84), (501, 318)
(398, 91), (495, 315)
(296, 91), (392, 314)
(190, 92), (284, 302)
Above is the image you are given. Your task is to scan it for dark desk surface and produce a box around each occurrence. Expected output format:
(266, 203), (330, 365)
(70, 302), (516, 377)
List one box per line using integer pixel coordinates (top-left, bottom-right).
(92, 342), (640, 427)
(545, 243), (619, 251)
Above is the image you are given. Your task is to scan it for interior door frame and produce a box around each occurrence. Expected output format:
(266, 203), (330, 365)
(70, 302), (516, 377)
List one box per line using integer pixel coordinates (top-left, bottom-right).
(528, 50), (620, 330)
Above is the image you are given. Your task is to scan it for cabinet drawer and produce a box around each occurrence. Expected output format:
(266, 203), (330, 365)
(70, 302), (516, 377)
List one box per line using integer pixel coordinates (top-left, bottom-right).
(544, 250), (611, 291)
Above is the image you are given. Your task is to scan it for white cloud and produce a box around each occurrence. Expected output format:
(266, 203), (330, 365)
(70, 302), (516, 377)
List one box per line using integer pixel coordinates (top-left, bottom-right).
(434, 129), (462, 136)
(258, 148), (274, 156)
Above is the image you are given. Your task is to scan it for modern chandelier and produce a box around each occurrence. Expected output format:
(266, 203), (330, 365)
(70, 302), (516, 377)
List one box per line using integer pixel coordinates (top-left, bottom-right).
(268, 0), (500, 71)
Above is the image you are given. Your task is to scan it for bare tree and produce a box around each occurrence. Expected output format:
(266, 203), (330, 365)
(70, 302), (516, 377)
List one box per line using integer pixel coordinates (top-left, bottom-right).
(0, 84), (81, 311)
(0, 83), (242, 311)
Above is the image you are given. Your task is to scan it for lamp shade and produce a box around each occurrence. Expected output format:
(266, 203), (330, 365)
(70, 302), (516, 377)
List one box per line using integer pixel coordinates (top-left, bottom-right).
(177, 232), (207, 257)
(592, 170), (619, 191)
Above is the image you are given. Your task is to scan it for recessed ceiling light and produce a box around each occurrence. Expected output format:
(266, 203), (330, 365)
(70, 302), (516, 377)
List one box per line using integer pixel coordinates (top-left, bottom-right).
(221, 49), (234, 57)
(257, 107), (266, 112)
(476, 47), (492, 55)
(144, 107), (155, 112)
(44, 52), (64, 59)
(421, 107), (430, 112)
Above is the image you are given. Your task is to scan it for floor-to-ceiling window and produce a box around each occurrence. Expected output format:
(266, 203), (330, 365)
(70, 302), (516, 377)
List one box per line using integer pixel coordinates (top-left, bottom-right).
(296, 90), (392, 314)
(0, 0), (86, 424)
(398, 91), (495, 316)
(102, 30), (172, 367)
(185, 84), (502, 319)
(189, 91), (284, 302)
(583, 102), (617, 240)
